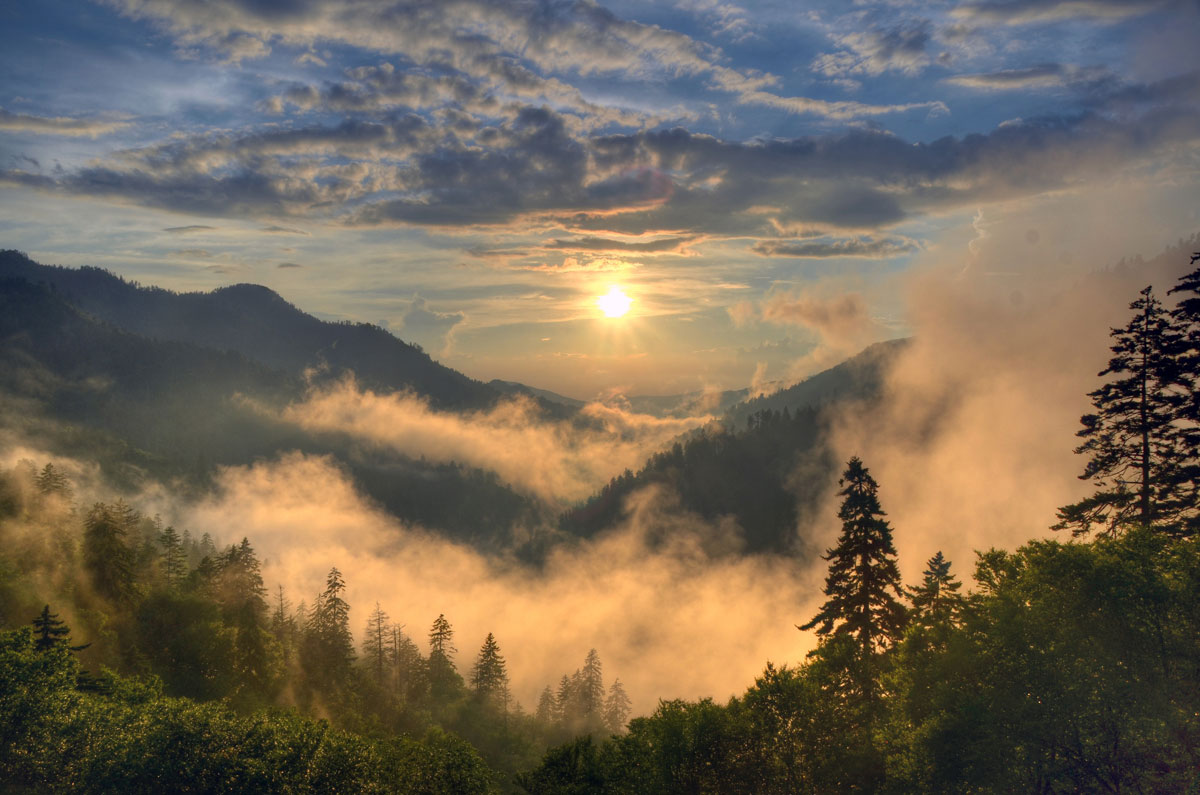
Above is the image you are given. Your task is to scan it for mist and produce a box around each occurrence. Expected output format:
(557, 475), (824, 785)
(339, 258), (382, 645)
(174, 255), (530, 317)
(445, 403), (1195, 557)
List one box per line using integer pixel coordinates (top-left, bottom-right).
(151, 451), (821, 714)
(277, 381), (712, 505)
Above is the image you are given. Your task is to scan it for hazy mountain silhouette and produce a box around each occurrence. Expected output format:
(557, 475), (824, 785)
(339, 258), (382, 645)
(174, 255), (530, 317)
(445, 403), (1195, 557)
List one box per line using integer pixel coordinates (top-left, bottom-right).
(0, 250), (498, 410)
(559, 341), (906, 555)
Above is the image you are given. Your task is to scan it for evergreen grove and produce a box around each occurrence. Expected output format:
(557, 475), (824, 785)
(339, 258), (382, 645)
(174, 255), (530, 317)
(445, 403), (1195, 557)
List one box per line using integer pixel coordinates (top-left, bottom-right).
(1, 255), (1198, 791)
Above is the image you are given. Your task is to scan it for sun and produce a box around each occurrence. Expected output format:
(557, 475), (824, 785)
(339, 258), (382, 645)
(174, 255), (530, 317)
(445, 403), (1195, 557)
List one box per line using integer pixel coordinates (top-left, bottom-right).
(596, 286), (633, 318)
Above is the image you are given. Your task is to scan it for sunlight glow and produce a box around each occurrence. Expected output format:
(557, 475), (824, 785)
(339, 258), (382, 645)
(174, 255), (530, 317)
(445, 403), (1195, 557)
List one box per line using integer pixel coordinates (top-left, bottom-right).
(597, 286), (633, 318)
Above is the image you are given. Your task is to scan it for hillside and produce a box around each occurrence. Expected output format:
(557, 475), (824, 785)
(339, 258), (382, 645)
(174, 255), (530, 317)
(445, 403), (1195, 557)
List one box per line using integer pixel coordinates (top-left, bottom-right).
(0, 250), (499, 410)
(558, 341), (906, 554)
(0, 273), (541, 546)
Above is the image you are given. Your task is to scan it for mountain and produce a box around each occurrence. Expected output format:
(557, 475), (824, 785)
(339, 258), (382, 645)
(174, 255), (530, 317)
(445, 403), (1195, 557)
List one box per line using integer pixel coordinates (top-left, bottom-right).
(724, 338), (908, 428)
(0, 250), (499, 410)
(558, 340), (906, 555)
(0, 265), (542, 547)
(490, 379), (749, 419)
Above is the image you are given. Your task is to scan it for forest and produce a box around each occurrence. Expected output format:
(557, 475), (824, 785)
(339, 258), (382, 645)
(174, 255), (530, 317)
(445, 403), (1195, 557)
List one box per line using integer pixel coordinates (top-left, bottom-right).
(2, 256), (1200, 792)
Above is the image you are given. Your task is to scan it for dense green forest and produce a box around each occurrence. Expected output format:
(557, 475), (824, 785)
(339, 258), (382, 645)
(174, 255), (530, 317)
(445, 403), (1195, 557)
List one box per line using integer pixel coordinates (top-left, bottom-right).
(3, 256), (1200, 791)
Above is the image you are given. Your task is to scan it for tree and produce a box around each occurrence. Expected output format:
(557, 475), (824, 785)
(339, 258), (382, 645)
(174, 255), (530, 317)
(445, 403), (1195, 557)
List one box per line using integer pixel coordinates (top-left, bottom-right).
(535, 686), (556, 724)
(31, 606), (86, 653)
(470, 632), (508, 706)
(907, 551), (964, 627)
(604, 679), (631, 733)
(1165, 252), (1200, 537)
(579, 649), (605, 727)
(1055, 285), (1186, 537)
(83, 501), (136, 602)
(427, 614), (460, 698)
(362, 603), (390, 686)
(799, 457), (906, 695)
(158, 525), (187, 588)
(301, 567), (356, 693)
(35, 464), (70, 499)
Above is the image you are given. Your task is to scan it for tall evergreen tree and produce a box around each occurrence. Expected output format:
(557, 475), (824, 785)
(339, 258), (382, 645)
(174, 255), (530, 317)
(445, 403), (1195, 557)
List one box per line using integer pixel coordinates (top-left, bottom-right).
(799, 457), (906, 659)
(1165, 251), (1200, 537)
(427, 613), (459, 698)
(579, 649), (605, 725)
(35, 463), (71, 499)
(603, 679), (631, 733)
(470, 632), (509, 706)
(362, 603), (390, 686)
(1055, 285), (1186, 536)
(301, 568), (356, 692)
(535, 686), (556, 724)
(158, 525), (187, 588)
(907, 551), (964, 626)
(83, 501), (136, 602)
(31, 605), (86, 652)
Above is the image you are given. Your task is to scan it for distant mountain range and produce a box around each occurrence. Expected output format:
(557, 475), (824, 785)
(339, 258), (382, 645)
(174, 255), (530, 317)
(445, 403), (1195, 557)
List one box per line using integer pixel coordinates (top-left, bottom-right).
(0, 250), (905, 557)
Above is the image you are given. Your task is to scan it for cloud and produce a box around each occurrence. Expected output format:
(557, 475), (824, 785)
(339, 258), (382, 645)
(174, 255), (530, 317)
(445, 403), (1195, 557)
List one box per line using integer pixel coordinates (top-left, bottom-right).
(752, 235), (919, 259)
(277, 261), (303, 269)
(519, 256), (642, 273)
(0, 108), (131, 137)
(397, 296), (465, 354)
(275, 381), (710, 506)
(162, 225), (217, 234)
(5, 73), (1198, 243)
(819, 203), (1200, 585)
(541, 235), (698, 254)
(952, 0), (1169, 25)
(813, 23), (933, 78)
(760, 292), (872, 339)
(946, 63), (1111, 90)
(260, 225), (310, 235)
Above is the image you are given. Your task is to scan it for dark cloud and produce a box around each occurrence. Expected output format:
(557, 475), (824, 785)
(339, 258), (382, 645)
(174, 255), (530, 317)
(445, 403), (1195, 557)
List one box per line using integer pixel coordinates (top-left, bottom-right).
(277, 261), (303, 268)
(5, 74), (1199, 240)
(813, 23), (933, 78)
(542, 235), (697, 254)
(753, 236), (918, 259)
(952, 0), (1168, 24)
(0, 108), (130, 137)
(163, 225), (217, 234)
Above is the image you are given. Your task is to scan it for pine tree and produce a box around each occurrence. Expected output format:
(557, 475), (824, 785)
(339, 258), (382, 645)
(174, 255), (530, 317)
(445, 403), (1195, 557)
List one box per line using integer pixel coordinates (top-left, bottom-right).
(535, 686), (556, 723)
(363, 603), (390, 686)
(471, 632), (509, 712)
(31, 605), (82, 652)
(301, 567), (356, 691)
(1166, 252), (1200, 537)
(35, 463), (71, 499)
(158, 525), (187, 588)
(555, 674), (574, 727)
(1055, 286), (1186, 537)
(799, 457), (906, 658)
(907, 551), (964, 626)
(427, 613), (459, 698)
(604, 679), (631, 733)
(579, 649), (605, 725)
(83, 502), (136, 602)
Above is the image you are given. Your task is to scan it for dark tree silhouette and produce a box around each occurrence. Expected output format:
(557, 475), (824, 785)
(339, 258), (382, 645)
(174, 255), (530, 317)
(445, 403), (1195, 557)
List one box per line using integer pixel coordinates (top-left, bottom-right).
(799, 457), (906, 660)
(471, 632), (509, 707)
(1055, 286), (1186, 537)
(907, 551), (964, 626)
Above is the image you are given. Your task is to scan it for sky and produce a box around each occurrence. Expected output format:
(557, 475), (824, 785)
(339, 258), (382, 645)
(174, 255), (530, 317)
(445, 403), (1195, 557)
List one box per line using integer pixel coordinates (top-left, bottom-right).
(2, 0), (1200, 397)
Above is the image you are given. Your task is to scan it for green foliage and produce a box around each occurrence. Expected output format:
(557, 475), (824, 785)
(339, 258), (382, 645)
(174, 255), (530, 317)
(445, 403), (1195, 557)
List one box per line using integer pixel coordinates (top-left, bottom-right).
(0, 627), (492, 793)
